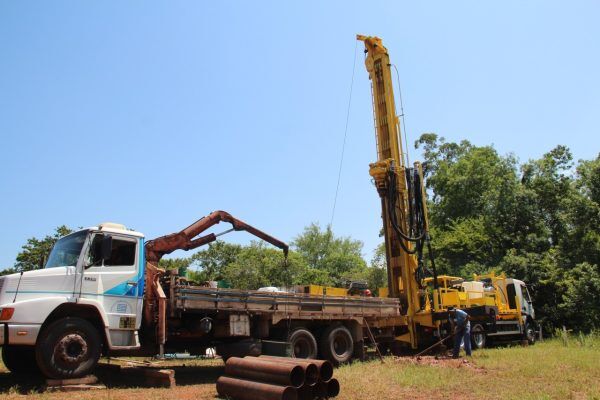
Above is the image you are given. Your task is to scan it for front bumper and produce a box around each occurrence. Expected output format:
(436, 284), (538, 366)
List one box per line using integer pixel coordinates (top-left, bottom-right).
(0, 323), (41, 346)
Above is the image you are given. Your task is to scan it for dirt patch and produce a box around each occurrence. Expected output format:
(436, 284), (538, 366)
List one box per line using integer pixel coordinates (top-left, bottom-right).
(393, 355), (488, 373)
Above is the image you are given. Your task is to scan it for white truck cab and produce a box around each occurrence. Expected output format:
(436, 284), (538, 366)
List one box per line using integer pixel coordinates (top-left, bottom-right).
(0, 223), (145, 378)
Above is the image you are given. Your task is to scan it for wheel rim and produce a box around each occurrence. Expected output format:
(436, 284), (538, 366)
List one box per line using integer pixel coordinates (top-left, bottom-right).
(293, 337), (311, 358)
(55, 333), (89, 366)
(333, 332), (351, 356)
(473, 330), (484, 348)
(526, 327), (535, 342)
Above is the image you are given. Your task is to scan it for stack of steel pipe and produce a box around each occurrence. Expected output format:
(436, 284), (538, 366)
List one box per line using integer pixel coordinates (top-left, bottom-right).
(216, 355), (339, 400)
(259, 356), (339, 400)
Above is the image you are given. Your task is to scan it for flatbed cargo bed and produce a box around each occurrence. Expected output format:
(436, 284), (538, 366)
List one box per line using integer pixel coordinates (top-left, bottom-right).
(172, 285), (401, 324)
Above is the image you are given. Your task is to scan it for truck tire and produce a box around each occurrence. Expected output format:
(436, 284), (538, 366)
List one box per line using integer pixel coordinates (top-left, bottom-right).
(35, 317), (101, 379)
(320, 325), (354, 365)
(524, 321), (536, 345)
(288, 328), (318, 359)
(471, 324), (486, 349)
(2, 345), (40, 375)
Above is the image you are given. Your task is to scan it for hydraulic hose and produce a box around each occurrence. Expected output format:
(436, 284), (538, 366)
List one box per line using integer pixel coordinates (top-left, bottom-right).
(385, 166), (438, 288)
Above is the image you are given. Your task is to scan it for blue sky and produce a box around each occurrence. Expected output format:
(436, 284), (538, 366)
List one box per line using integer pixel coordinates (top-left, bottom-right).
(1, 1), (599, 269)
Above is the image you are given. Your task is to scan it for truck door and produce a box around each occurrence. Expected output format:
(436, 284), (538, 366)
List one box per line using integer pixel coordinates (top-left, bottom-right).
(80, 233), (144, 348)
(520, 284), (534, 318)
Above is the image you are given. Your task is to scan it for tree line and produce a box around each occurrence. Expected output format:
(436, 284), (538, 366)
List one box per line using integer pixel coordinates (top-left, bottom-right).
(5, 135), (599, 332)
(417, 134), (600, 333)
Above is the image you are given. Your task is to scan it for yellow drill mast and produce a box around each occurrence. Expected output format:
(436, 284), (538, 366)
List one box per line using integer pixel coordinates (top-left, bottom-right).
(357, 35), (435, 348)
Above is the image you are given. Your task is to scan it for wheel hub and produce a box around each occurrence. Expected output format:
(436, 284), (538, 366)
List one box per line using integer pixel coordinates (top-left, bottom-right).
(473, 332), (484, 347)
(56, 334), (88, 365)
(333, 334), (349, 356)
(294, 339), (309, 358)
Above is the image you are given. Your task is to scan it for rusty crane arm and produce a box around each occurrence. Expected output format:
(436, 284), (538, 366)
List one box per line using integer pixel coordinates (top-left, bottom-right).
(145, 210), (289, 263)
(143, 211), (288, 356)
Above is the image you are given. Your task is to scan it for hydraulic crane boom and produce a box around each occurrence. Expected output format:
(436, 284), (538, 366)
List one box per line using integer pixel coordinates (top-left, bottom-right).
(357, 35), (435, 349)
(145, 210), (289, 263)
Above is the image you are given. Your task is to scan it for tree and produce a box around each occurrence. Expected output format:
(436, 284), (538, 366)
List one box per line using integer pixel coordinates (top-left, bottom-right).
(13, 226), (73, 272)
(188, 241), (242, 282)
(367, 243), (388, 295)
(222, 242), (308, 289)
(159, 257), (192, 277)
(415, 133), (600, 332)
(292, 223), (368, 286)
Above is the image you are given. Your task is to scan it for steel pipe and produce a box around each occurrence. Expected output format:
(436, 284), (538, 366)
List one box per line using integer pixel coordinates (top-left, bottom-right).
(225, 357), (305, 388)
(216, 376), (297, 400)
(325, 378), (340, 397)
(259, 355), (333, 382)
(253, 356), (319, 385)
(315, 378), (340, 398)
(296, 384), (315, 400)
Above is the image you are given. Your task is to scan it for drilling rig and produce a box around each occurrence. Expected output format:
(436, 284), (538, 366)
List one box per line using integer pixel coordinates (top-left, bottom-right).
(357, 35), (536, 351)
(357, 34), (439, 349)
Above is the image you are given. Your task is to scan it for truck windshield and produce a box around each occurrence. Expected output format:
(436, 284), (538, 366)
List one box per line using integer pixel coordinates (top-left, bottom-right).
(45, 230), (88, 268)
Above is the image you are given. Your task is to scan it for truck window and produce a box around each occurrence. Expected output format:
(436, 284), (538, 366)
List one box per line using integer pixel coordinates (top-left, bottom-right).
(46, 230), (88, 268)
(88, 235), (136, 267)
(104, 239), (136, 266)
(507, 283), (517, 309)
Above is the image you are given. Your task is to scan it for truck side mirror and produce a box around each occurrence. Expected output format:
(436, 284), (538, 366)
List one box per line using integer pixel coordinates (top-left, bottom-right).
(101, 235), (113, 261)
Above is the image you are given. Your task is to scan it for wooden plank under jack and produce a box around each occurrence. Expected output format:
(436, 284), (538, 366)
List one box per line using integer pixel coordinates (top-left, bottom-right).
(45, 375), (107, 392)
(96, 363), (176, 388)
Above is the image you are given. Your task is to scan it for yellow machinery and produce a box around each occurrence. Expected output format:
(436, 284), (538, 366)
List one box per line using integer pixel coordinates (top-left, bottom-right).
(424, 273), (523, 320)
(424, 275), (497, 309)
(357, 35), (535, 349)
(472, 272), (523, 321)
(357, 35), (438, 348)
(299, 284), (348, 297)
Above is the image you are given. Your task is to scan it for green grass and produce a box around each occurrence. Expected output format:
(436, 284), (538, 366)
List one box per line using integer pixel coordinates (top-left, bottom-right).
(337, 336), (600, 400)
(0, 335), (598, 399)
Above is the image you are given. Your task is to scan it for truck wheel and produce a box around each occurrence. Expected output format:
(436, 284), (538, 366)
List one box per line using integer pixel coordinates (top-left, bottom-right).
(524, 321), (536, 345)
(320, 325), (354, 365)
(35, 317), (101, 379)
(2, 346), (40, 375)
(471, 324), (486, 349)
(288, 328), (318, 359)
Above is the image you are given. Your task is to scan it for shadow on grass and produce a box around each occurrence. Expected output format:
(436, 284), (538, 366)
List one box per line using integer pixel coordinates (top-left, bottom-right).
(98, 363), (225, 388)
(0, 363), (225, 394)
(0, 372), (46, 394)
(170, 364), (225, 385)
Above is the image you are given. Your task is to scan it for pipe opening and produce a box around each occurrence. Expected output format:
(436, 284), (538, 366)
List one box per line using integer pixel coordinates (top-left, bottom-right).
(304, 364), (318, 386)
(327, 378), (340, 397)
(282, 386), (298, 400)
(290, 365), (305, 388)
(319, 361), (334, 381)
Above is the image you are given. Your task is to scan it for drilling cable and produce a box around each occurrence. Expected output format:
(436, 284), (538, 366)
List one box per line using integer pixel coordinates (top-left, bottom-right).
(391, 64), (410, 167)
(330, 40), (358, 228)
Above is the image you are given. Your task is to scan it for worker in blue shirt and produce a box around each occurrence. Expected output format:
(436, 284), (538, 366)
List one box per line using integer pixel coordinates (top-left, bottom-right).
(448, 307), (471, 358)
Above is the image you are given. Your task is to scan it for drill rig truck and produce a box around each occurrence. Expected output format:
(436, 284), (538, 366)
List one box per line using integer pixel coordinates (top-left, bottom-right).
(0, 36), (535, 380)
(355, 34), (536, 352)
